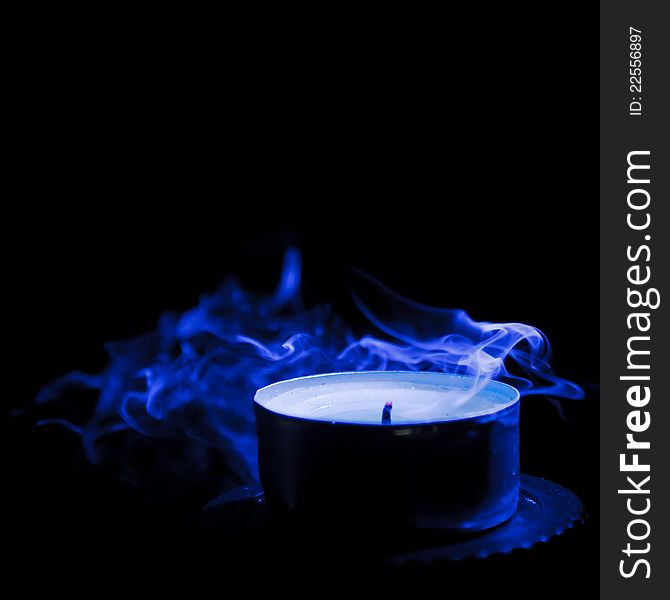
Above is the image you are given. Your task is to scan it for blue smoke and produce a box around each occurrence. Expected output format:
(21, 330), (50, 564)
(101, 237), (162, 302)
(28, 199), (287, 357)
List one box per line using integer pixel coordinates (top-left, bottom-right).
(36, 248), (583, 486)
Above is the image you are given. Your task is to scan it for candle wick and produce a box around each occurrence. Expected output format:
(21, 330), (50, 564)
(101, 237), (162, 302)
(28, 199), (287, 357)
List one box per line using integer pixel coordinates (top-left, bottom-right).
(382, 401), (393, 424)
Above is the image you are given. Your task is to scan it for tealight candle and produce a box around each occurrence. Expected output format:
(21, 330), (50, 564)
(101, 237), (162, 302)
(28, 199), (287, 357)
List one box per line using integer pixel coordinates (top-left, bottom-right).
(254, 371), (520, 531)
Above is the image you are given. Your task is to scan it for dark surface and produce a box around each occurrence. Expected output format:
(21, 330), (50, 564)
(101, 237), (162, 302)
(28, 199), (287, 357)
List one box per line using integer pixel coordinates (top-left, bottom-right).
(7, 6), (597, 597)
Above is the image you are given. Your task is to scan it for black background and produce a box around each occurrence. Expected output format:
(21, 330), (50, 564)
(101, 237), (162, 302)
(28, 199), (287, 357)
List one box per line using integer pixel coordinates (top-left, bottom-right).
(7, 7), (597, 597)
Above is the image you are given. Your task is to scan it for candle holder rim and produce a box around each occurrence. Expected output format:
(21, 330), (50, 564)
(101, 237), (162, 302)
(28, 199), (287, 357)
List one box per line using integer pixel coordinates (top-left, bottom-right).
(254, 370), (520, 426)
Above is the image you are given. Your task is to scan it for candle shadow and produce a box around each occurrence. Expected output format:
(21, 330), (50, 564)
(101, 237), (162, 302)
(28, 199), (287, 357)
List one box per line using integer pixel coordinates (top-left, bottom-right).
(202, 486), (503, 565)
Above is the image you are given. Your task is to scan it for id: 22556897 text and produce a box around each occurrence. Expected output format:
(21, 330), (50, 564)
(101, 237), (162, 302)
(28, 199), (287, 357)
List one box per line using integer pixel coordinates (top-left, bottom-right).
(629, 27), (643, 116)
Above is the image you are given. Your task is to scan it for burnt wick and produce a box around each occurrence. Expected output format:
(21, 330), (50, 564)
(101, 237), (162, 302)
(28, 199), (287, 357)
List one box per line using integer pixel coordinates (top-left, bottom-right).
(382, 401), (393, 424)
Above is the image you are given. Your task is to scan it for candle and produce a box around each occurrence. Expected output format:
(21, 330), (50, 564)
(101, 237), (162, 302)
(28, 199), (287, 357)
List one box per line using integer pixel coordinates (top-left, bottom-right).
(254, 371), (520, 531)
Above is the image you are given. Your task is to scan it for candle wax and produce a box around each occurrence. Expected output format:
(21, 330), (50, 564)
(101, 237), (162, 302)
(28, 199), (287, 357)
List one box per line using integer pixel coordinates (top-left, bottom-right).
(256, 372), (518, 425)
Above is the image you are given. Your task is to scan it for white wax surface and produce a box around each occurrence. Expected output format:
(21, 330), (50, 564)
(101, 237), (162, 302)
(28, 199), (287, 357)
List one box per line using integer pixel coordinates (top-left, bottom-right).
(254, 372), (519, 425)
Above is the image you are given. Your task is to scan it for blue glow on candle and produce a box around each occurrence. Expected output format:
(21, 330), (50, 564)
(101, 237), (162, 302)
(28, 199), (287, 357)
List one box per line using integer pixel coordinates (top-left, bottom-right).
(254, 371), (520, 424)
(36, 248), (583, 487)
